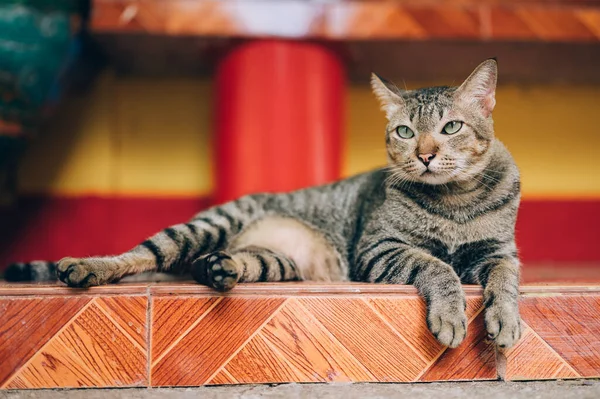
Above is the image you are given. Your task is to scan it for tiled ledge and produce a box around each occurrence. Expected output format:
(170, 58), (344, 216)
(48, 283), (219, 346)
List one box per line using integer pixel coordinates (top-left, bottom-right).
(0, 282), (599, 389)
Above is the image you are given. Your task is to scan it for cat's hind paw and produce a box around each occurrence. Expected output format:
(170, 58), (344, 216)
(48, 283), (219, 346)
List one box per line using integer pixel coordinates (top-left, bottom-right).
(192, 252), (240, 292)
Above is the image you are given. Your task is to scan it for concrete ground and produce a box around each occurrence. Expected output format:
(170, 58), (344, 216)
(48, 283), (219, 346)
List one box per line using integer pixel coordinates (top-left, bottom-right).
(2, 381), (600, 399)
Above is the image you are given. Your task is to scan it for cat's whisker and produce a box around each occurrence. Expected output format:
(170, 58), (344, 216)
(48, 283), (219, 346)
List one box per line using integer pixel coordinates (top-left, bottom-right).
(461, 159), (506, 181)
(384, 167), (411, 190)
(454, 168), (497, 192)
(462, 167), (504, 188)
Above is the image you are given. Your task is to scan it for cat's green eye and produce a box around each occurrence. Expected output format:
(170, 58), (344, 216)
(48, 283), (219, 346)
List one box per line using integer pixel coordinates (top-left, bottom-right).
(395, 125), (414, 139)
(442, 121), (463, 135)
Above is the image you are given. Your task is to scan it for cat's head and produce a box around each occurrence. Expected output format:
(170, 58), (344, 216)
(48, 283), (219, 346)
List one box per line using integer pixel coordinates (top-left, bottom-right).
(372, 59), (497, 186)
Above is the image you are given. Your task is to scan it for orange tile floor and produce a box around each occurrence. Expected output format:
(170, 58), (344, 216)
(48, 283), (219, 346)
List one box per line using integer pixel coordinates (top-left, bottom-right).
(1, 266), (599, 389)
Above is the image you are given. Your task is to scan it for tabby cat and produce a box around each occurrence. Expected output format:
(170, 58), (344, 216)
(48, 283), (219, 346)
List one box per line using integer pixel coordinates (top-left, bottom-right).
(5, 59), (521, 349)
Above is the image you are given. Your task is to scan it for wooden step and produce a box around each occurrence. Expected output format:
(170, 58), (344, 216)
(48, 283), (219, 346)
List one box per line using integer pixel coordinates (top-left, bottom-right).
(91, 0), (600, 42)
(1, 282), (599, 389)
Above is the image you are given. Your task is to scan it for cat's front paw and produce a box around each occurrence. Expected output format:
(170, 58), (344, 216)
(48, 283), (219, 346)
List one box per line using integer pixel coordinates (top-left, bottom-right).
(427, 300), (468, 348)
(485, 300), (522, 349)
(57, 257), (114, 288)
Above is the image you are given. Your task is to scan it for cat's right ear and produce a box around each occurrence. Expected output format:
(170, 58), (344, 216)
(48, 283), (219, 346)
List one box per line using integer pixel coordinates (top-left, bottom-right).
(455, 59), (497, 118)
(371, 73), (405, 120)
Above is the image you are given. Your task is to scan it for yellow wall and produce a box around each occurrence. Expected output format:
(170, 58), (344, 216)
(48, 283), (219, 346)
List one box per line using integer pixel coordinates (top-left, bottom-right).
(19, 72), (214, 197)
(18, 71), (600, 199)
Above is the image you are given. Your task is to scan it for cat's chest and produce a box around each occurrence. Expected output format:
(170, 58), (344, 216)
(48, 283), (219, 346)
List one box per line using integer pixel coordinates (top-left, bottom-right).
(400, 197), (514, 243)
(408, 213), (489, 246)
(406, 211), (511, 274)
(416, 235), (502, 276)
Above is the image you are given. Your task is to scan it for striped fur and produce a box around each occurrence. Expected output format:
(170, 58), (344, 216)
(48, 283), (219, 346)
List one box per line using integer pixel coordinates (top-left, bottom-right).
(4, 59), (522, 349)
(4, 261), (56, 282)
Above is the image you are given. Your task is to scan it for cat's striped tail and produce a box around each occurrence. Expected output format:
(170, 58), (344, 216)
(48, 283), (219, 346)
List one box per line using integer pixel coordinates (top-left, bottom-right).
(3, 261), (57, 282)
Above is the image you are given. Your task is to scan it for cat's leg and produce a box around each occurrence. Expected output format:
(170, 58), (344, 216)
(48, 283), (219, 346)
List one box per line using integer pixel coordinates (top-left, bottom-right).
(56, 200), (252, 288)
(356, 240), (467, 348)
(192, 214), (345, 291)
(191, 246), (301, 291)
(472, 257), (521, 349)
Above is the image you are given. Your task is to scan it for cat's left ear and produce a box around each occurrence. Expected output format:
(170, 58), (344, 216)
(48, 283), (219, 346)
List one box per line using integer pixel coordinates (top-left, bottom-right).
(371, 73), (405, 120)
(455, 58), (497, 118)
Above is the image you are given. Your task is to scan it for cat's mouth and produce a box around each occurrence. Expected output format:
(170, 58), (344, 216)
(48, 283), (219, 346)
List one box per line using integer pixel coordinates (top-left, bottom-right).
(418, 168), (453, 185)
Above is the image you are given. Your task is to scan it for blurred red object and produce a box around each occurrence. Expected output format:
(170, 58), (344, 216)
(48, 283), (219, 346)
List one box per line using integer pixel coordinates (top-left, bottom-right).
(214, 40), (345, 204)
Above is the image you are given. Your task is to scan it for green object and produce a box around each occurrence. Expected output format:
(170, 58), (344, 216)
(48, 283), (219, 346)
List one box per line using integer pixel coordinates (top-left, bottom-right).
(0, 1), (83, 13)
(0, 2), (83, 203)
(0, 3), (78, 131)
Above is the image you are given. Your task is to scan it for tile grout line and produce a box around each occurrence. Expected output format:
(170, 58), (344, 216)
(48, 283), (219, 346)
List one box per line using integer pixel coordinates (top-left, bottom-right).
(361, 298), (431, 366)
(1, 298), (96, 389)
(94, 300), (146, 354)
(551, 364), (569, 379)
(413, 349), (446, 381)
(146, 287), (152, 388)
(522, 322), (581, 377)
(414, 305), (486, 382)
(14, 325), (110, 388)
(220, 367), (239, 384)
(36, 319), (112, 387)
(59, 299), (155, 387)
(257, 330), (316, 383)
(150, 297), (224, 369)
(202, 298), (290, 385)
(294, 299), (377, 382)
(467, 304), (485, 324)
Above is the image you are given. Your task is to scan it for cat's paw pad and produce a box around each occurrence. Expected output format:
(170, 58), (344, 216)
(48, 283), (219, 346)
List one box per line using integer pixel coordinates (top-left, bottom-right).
(485, 301), (522, 349)
(427, 304), (468, 348)
(192, 252), (239, 292)
(57, 257), (104, 288)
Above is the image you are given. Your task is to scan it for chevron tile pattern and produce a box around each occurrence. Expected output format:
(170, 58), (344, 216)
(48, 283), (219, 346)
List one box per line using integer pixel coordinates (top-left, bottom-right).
(0, 294), (148, 389)
(91, 0), (600, 42)
(505, 295), (600, 380)
(149, 294), (496, 386)
(0, 283), (599, 388)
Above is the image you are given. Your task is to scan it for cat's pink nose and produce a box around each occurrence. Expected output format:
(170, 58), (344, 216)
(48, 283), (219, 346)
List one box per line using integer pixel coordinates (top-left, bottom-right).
(418, 153), (436, 166)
